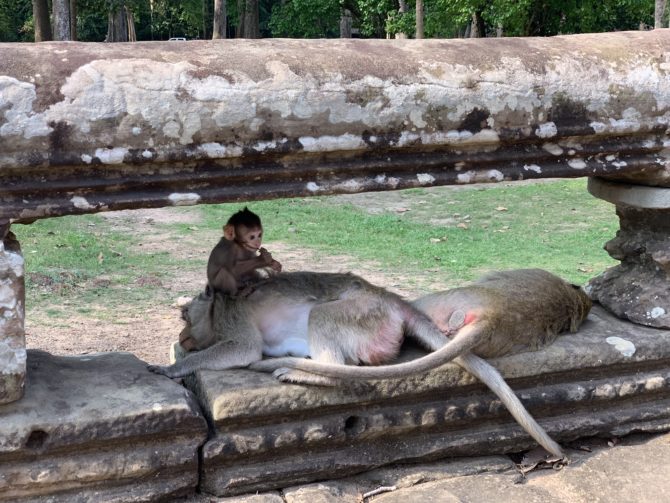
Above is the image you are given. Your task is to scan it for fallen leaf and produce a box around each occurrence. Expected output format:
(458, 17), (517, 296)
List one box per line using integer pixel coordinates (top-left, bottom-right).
(97, 252), (104, 264)
(429, 238), (441, 243)
(496, 206), (508, 211)
(395, 207), (410, 213)
(457, 223), (468, 229)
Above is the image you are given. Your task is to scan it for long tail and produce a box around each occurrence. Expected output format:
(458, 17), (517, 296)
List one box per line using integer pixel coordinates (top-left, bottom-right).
(249, 323), (482, 378)
(457, 352), (565, 459)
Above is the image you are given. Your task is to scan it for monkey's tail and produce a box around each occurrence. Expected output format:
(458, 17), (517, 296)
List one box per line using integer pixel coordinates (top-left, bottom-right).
(457, 352), (565, 459)
(249, 324), (483, 379)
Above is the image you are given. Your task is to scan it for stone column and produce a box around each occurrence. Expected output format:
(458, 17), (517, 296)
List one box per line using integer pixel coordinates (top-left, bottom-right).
(0, 222), (26, 404)
(587, 177), (670, 329)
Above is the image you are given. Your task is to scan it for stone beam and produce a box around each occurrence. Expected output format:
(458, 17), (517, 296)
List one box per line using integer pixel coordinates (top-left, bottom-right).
(1, 31), (669, 223)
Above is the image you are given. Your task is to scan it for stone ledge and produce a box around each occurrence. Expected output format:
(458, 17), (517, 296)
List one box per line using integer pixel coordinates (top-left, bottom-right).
(0, 350), (208, 502)
(185, 305), (670, 496)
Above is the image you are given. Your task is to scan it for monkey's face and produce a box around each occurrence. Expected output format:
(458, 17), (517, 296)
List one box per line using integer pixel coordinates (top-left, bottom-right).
(235, 224), (263, 253)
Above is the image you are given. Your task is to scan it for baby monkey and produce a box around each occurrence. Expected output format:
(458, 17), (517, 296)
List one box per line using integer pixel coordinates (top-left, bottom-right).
(207, 207), (282, 297)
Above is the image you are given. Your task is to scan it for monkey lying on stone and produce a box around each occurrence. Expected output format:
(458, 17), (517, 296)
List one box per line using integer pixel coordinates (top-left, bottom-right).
(149, 269), (590, 458)
(252, 268), (592, 378)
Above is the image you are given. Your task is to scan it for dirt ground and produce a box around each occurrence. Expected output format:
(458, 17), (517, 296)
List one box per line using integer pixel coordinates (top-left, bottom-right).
(24, 194), (457, 366)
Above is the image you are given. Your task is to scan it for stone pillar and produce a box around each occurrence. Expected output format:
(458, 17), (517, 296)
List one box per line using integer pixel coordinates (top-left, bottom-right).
(0, 222), (26, 404)
(587, 177), (670, 328)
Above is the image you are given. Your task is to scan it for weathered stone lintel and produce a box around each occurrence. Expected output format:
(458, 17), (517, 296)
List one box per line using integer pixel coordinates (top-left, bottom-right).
(0, 226), (25, 405)
(0, 351), (208, 501)
(189, 306), (670, 496)
(2, 32), (670, 222)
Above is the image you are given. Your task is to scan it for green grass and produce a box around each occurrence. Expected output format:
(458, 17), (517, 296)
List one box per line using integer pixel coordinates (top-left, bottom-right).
(14, 213), (189, 313)
(15, 178), (618, 318)
(200, 179), (617, 286)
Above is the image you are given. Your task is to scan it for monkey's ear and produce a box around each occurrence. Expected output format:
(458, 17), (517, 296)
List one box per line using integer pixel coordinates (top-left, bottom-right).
(223, 224), (235, 240)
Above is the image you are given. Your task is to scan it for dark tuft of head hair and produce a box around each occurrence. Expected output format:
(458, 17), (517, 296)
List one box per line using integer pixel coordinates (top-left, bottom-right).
(226, 207), (262, 228)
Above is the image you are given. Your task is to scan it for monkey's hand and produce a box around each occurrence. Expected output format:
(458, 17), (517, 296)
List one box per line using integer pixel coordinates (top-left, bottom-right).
(269, 259), (282, 272)
(258, 247), (275, 265)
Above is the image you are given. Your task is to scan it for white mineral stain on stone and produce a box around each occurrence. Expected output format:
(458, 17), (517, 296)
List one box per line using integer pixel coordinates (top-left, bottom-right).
(648, 307), (666, 319)
(0, 343), (27, 374)
(645, 376), (665, 390)
(168, 193), (201, 206)
(142, 150), (153, 159)
(0, 280), (17, 310)
(606, 155), (617, 161)
(152, 403), (163, 412)
(568, 159), (587, 170)
(0, 77), (53, 139)
(71, 196), (94, 210)
(457, 171), (474, 184)
(335, 180), (363, 192)
(487, 170), (504, 181)
(387, 177), (400, 188)
(612, 161), (628, 168)
(95, 147), (127, 164)
(375, 175), (387, 184)
(535, 122), (557, 138)
(306, 182), (321, 192)
(199, 142), (241, 158)
(524, 164), (542, 173)
(542, 143), (563, 156)
(81, 154), (93, 164)
(590, 122), (607, 133)
(132, 127), (141, 136)
(299, 134), (365, 152)
(417, 174), (435, 184)
(606, 336), (636, 357)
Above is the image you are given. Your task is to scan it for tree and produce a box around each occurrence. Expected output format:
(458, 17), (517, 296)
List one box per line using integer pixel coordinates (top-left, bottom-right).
(106, 1), (136, 41)
(415, 0), (423, 38)
(53, 0), (72, 39)
(655, 0), (667, 27)
(213, 0), (226, 37)
(237, 0), (260, 37)
(32, 0), (52, 41)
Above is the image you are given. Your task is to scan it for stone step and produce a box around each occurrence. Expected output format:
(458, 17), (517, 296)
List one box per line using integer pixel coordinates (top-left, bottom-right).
(185, 305), (670, 496)
(0, 350), (207, 502)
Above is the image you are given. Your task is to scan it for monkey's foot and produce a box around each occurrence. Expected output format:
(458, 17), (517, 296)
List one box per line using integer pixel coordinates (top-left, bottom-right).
(273, 368), (339, 387)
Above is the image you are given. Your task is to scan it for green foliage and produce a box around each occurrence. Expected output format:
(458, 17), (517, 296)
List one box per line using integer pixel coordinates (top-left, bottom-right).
(268, 0), (340, 37)
(0, 0), (33, 41)
(355, 0), (395, 37)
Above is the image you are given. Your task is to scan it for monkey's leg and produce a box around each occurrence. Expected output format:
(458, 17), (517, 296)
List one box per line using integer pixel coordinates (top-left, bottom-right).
(148, 338), (263, 378)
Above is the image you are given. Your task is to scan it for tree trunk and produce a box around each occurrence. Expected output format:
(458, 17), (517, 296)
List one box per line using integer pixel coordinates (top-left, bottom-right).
(69, 0), (77, 40)
(53, 0), (71, 40)
(469, 10), (485, 37)
(107, 5), (136, 42)
(339, 9), (352, 38)
(236, 0), (245, 37)
(213, 0), (226, 38)
(415, 0), (424, 39)
(32, 0), (52, 42)
(395, 0), (407, 39)
(242, 0), (260, 38)
(655, 0), (667, 28)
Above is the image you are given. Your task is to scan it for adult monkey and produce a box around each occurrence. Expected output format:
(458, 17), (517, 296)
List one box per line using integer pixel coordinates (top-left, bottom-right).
(149, 269), (591, 458)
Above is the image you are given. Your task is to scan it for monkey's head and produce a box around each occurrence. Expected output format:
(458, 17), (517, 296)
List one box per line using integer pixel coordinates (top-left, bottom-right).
(179, 289), (216, 351)
(223, 207), (264, 252)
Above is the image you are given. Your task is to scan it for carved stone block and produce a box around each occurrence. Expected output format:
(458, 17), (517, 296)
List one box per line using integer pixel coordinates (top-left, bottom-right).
(0, 351), (207, 502)
(186, 306), (670, 496)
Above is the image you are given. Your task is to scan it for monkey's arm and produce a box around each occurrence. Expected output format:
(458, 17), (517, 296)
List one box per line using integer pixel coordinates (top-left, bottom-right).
(148, 339), (263, 378)
(249, 322), (484, 379)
